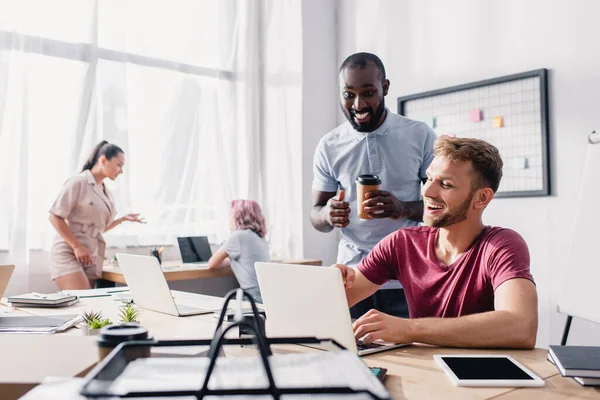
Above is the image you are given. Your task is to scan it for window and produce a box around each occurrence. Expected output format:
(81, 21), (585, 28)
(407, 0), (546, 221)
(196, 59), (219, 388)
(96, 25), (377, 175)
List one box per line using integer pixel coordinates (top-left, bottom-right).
(0, 0), (266, 250)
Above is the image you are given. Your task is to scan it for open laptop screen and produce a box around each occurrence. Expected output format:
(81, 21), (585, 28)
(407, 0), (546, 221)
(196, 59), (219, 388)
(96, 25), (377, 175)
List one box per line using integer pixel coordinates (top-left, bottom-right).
(177, 236), (212, 263)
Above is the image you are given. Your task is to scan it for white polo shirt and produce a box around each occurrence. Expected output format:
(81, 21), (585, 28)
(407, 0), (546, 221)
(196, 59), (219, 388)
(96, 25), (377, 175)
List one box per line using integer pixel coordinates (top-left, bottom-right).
(313, 109), (436, 287)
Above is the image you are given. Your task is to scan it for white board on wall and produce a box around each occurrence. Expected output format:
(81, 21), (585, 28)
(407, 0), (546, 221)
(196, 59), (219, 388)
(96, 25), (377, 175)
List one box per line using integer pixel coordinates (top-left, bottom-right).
(557, 131), (600, 324)
(398, 69), (550, 198)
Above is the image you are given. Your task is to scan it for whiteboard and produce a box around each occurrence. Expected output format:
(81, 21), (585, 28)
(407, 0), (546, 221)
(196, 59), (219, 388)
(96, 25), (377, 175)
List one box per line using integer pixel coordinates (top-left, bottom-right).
(398, 69), (550, 198)
(557, 131), (600, 323)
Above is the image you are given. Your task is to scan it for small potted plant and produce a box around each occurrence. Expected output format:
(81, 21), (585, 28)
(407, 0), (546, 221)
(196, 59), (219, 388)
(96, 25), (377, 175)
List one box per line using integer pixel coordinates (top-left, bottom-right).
(79, 310), (112, 336)
(118, 303), (140, 324)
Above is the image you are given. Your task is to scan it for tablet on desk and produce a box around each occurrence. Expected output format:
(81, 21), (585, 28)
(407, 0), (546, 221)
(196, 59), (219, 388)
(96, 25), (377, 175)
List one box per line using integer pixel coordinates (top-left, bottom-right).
(434, 354), (545, 387)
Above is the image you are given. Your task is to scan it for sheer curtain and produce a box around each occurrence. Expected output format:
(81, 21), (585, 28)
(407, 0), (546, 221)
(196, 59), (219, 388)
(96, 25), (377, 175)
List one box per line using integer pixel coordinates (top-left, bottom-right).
(0, 0), (303, 287)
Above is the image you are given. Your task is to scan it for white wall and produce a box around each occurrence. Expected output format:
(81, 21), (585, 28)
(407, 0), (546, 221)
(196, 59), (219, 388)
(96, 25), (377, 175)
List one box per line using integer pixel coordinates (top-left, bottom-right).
(335, 0), (600, 347)
(300, 0), (340, 267)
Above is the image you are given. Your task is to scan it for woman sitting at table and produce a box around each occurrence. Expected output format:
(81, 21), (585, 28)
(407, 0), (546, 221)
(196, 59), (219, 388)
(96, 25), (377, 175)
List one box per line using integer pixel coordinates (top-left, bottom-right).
(208, 199), (269, 303)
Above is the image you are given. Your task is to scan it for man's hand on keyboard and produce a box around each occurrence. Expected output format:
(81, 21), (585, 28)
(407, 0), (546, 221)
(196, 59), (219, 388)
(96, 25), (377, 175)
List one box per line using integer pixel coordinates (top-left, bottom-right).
(352, 309), (411, 345)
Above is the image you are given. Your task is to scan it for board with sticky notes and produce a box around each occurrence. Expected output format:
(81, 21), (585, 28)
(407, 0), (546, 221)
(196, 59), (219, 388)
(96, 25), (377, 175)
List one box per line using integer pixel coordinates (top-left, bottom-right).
(398, 69), (549, 198)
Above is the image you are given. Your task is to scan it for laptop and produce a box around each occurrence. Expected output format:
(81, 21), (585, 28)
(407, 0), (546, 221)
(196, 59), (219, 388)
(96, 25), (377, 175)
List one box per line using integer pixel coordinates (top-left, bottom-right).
(116, 254), (213, 317)
(0, 265), (15, 298)
(177, 236), (212, 266)
(255, 262), (410, 356)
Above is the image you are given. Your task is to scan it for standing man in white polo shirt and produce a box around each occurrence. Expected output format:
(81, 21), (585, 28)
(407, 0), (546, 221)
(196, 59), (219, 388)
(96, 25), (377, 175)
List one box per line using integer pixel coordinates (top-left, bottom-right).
(311, 52), (437, 318)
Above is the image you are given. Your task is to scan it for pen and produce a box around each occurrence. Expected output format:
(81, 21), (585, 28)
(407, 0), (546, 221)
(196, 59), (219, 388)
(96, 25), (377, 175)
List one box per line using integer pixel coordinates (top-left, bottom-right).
(31, 292), (49, 299)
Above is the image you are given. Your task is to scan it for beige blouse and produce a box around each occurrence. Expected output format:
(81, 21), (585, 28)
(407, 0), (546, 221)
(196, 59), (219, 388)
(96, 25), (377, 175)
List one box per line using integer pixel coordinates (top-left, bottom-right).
(49, 170), (117, 279)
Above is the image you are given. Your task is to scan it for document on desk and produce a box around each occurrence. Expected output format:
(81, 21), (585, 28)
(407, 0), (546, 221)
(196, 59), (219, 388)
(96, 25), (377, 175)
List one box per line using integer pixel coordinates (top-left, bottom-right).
(0, 314), (82, 334)
(19, 377), (198, 400)
(61, 287), (129, 298)
(109, 351), (388, 398)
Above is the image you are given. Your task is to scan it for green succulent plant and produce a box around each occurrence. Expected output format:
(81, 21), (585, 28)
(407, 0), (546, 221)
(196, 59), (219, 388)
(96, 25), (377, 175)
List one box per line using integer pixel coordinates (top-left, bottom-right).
(88, 318), (112, 329)
(82, 310), (111, 329)
(82, 310), (104, 325)
(118, 303), (140, 323)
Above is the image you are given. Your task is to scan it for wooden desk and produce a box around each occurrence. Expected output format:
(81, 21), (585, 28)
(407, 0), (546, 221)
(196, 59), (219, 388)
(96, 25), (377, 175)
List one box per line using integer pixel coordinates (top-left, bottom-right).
(102, 259), (323, 284)
(102, 262), (234, 284)
(3, 292), (597, 399)
(360, 346), (561, 400)
(0, 335), (98, 399)
(495, 374), (600, 399)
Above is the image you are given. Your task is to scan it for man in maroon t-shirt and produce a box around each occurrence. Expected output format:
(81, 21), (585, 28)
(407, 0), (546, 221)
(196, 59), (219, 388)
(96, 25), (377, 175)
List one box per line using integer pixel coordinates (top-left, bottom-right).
(335, 136), (538, 349)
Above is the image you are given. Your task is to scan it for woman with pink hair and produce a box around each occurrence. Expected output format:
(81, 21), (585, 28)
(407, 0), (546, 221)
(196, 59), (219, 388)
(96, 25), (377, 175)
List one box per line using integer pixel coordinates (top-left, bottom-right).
(208, 199), (269, 303)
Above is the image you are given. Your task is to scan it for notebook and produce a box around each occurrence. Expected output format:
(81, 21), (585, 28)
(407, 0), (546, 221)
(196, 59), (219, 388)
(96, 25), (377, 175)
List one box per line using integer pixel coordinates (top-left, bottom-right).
(573, 377), (600, 386)
(7, 292), (78, 307)
(548, 345), (600, 378)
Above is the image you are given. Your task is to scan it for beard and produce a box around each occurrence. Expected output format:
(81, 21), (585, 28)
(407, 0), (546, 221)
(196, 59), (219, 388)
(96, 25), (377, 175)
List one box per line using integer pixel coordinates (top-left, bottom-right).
(424, 190), (475, 228)
(341, 97), (386, 132)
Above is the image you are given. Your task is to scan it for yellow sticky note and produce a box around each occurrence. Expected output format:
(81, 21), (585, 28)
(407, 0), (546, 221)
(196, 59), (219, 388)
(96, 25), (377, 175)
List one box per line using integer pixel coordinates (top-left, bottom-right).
(493, 116), (503, 128)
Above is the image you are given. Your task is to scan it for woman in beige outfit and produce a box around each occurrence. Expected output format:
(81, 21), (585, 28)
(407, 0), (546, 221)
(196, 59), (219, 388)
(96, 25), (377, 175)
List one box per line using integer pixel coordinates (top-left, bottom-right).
(49, 141), (144, 290)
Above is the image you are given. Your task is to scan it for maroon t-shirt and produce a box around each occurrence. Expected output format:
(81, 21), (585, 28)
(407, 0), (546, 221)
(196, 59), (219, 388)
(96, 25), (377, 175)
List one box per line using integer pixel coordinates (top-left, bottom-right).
(357, 226), (534, 318)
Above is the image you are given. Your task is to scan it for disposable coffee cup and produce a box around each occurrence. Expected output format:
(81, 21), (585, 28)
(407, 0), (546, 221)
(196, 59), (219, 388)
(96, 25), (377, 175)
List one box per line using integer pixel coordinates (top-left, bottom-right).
(356, 174), (381, 219)
(96, 323), (152, 362)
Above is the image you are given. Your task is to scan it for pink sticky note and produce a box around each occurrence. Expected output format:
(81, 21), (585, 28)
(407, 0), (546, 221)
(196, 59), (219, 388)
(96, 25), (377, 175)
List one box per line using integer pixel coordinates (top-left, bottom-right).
(469, 109), (482, 122)
(493, 116), (503, 128)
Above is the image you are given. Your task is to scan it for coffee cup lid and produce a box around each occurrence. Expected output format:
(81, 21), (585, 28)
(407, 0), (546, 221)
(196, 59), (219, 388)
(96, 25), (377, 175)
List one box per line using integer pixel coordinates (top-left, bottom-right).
(96, 323), (150, 347)
(356, 174), (381, 185)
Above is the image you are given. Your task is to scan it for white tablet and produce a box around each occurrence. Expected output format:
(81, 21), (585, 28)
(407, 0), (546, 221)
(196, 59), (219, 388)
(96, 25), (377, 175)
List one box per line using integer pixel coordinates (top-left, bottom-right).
(434, 354), (545, 387)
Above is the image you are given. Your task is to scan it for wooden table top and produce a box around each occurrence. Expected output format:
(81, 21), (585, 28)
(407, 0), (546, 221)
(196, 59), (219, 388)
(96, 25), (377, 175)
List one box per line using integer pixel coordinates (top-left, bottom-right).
(2, 291), (597, 399)
(102, 258), (323, 284)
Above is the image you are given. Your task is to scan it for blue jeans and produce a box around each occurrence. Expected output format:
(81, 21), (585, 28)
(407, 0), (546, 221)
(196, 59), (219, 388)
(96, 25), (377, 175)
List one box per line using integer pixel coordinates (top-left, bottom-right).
(350, 288), (409, 319)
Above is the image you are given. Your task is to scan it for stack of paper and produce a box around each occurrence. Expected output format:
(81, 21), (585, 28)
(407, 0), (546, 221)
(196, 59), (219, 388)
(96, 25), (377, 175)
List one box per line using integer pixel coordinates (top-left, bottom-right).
(107, 350), (389, 398)
(20, 377), (197, 400)
(0, 314), (82, 334)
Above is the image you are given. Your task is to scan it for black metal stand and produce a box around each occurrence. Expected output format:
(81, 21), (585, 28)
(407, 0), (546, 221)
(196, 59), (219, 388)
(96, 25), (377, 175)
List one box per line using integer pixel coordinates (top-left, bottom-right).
(561, 315), (572, 346)
(79, 288), (390, 399)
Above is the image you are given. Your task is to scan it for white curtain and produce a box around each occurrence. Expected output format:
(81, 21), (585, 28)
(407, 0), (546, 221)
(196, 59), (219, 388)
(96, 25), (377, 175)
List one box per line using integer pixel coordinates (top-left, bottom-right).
(0, 0), (303, 286)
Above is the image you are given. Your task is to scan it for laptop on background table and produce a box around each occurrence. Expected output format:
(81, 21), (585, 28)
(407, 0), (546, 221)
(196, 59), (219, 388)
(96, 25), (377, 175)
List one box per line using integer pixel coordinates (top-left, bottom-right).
(115, 254), (213, 317)
(255, 262), (410, 356)
(177, 236), (212, 267)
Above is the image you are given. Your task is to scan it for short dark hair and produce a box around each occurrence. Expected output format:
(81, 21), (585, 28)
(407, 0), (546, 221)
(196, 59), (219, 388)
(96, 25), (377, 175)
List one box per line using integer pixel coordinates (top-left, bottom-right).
(434, 136), (503, 193)
(339, 52), (386, 83)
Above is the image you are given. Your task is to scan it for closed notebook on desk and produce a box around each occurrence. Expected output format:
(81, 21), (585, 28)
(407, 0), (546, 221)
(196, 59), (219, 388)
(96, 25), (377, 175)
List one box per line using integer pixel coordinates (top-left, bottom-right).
(7, 293), (77, 306)
(548, 345), (600, 378)
(574, 377), (600, 386)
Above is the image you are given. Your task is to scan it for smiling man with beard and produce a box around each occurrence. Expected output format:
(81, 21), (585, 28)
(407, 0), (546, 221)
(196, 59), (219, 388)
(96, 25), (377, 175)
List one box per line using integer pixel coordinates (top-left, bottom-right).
(311, 52), (437, 319)
(333, 137), (538, 349)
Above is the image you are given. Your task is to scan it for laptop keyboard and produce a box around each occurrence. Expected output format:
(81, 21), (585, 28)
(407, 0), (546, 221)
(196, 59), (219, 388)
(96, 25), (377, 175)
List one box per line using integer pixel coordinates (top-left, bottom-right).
(356, 339), (384, 351)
